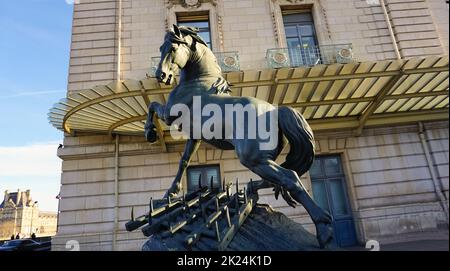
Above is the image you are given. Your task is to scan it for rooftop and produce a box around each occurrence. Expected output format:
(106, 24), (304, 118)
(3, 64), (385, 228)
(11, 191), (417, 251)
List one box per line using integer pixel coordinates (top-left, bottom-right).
(0, 190), (36, 209)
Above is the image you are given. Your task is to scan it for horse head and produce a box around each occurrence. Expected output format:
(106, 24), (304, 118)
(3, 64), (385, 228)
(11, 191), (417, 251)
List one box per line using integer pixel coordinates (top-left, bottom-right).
(156, 25), (206, 85)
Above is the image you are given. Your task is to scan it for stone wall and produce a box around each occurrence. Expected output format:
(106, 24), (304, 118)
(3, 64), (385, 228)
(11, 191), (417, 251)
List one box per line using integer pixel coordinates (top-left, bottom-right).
(67, 0), (450, 90)
(0, 209), (17, 239)
(68, 0), (122, 92)
(386, 0), (446, 58)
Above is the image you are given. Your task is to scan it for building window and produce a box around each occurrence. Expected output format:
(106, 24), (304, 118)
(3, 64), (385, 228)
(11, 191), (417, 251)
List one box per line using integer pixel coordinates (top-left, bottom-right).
(186, 165), (220, 192)
(282, 10), (320, 66)
(177, 12), (212, 49)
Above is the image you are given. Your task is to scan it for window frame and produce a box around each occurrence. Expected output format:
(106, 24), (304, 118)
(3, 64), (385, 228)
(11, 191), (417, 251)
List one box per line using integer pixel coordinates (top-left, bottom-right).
(310, 155), (353, 219)
(186, 164), (221, 192)
(282, 10), (321, 67)
(177, 11), (213, 49)
(270, 2), (331, 48)
(165, 1), (224, 52)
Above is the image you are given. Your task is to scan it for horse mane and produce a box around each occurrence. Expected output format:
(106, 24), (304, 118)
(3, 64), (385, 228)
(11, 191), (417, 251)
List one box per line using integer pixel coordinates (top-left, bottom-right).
(168, 26), (232, 95)
(210, 77), (232, 95)
(167, 26), (208, 49)
(178, 26), (209, 48)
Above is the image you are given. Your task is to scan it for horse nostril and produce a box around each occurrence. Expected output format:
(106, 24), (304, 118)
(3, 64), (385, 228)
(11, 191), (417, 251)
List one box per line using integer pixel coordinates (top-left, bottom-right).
(160, 72), (166, 80)
(166, 74), (173, 85)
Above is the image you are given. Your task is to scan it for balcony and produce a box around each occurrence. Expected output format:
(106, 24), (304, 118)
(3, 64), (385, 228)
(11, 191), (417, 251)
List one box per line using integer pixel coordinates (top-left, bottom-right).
(148, 51), (240, 77)
(266, 44), (354, 69)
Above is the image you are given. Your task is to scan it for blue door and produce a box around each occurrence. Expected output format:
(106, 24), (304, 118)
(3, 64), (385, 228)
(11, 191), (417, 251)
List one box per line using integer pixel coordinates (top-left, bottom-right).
(310, 155), (358, 247)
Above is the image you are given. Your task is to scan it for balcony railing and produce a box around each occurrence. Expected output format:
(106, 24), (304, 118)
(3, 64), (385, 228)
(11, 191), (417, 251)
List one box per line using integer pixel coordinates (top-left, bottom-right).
(148, 51), (240, 77)
(148, 56), (161, 78)
(148, 45), (352, 76)
(214, 51), (240, 72)
(266, 44), (354, 69)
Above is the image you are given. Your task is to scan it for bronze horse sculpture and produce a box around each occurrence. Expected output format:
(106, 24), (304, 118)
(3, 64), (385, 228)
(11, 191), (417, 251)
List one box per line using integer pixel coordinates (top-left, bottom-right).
(144, 25), (333, 248)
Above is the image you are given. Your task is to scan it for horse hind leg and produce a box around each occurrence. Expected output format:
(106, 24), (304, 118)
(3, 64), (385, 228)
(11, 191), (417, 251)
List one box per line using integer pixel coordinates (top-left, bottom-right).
(245, 160), (333, 248)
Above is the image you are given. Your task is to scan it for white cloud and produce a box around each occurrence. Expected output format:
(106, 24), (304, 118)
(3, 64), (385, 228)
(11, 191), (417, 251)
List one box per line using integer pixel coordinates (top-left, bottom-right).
(0, 142), (61, 177)
(0, 142), (62, 211)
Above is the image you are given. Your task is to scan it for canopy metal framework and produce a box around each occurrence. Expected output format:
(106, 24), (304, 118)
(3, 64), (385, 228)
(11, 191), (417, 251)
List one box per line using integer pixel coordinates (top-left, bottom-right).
(49, 56), (449, 150)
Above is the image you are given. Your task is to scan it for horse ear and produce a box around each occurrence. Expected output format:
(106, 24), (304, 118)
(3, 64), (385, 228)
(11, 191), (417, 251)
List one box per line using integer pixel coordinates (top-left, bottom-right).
(173, 24), (182, 38)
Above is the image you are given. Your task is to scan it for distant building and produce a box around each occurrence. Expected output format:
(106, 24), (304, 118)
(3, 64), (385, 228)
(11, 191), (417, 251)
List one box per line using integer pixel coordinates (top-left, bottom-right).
(0, 190), (57, 240)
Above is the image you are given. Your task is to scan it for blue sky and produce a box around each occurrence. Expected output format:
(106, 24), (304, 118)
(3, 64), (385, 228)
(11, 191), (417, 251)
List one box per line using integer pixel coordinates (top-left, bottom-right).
(0, 0), (73, 211)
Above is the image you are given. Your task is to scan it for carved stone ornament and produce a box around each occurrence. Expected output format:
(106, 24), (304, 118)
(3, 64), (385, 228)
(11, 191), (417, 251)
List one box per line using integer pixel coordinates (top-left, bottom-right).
(183, 0), (202, 8)
(167, 0), (219, 9)
(285, 0), (306, 3)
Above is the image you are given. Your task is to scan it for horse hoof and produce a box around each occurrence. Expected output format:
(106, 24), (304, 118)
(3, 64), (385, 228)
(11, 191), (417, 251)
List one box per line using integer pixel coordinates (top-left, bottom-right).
(316, 222), (333, 249)
(165, 184), (182, 199)
(145, 130), (159, 143)
(163, 191), (178, 199)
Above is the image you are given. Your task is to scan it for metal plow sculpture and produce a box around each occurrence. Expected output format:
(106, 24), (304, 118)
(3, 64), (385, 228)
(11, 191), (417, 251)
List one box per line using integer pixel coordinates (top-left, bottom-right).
(126, 177), (258, 251)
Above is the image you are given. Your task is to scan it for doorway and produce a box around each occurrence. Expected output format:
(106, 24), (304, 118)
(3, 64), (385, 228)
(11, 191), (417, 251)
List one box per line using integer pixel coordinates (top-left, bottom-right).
(310, 155), (358, 247)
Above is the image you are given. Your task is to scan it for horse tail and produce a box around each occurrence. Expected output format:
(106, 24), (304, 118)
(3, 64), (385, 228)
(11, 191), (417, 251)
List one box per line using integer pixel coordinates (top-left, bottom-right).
(278, 106), (315, 178)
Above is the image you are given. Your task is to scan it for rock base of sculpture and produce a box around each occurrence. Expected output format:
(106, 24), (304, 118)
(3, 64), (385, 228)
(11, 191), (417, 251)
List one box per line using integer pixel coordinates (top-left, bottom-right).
(142, 204), (330, 251)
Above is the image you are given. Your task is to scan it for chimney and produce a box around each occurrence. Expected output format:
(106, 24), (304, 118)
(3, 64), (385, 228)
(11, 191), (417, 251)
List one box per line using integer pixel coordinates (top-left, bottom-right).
(26, 189), (31, 200)
(16, 189), (21, 205)
(3, 190), (8, 202)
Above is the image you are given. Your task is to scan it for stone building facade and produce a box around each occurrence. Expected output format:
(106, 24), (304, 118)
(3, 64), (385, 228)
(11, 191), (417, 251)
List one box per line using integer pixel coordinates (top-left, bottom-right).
(50, 0), (449, 250)
(0, 190), (58, 240)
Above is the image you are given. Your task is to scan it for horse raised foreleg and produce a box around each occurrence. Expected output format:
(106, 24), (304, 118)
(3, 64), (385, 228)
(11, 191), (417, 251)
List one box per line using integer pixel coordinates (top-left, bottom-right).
(164, 139), (201, 198)
(144, 102), (166, 143)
